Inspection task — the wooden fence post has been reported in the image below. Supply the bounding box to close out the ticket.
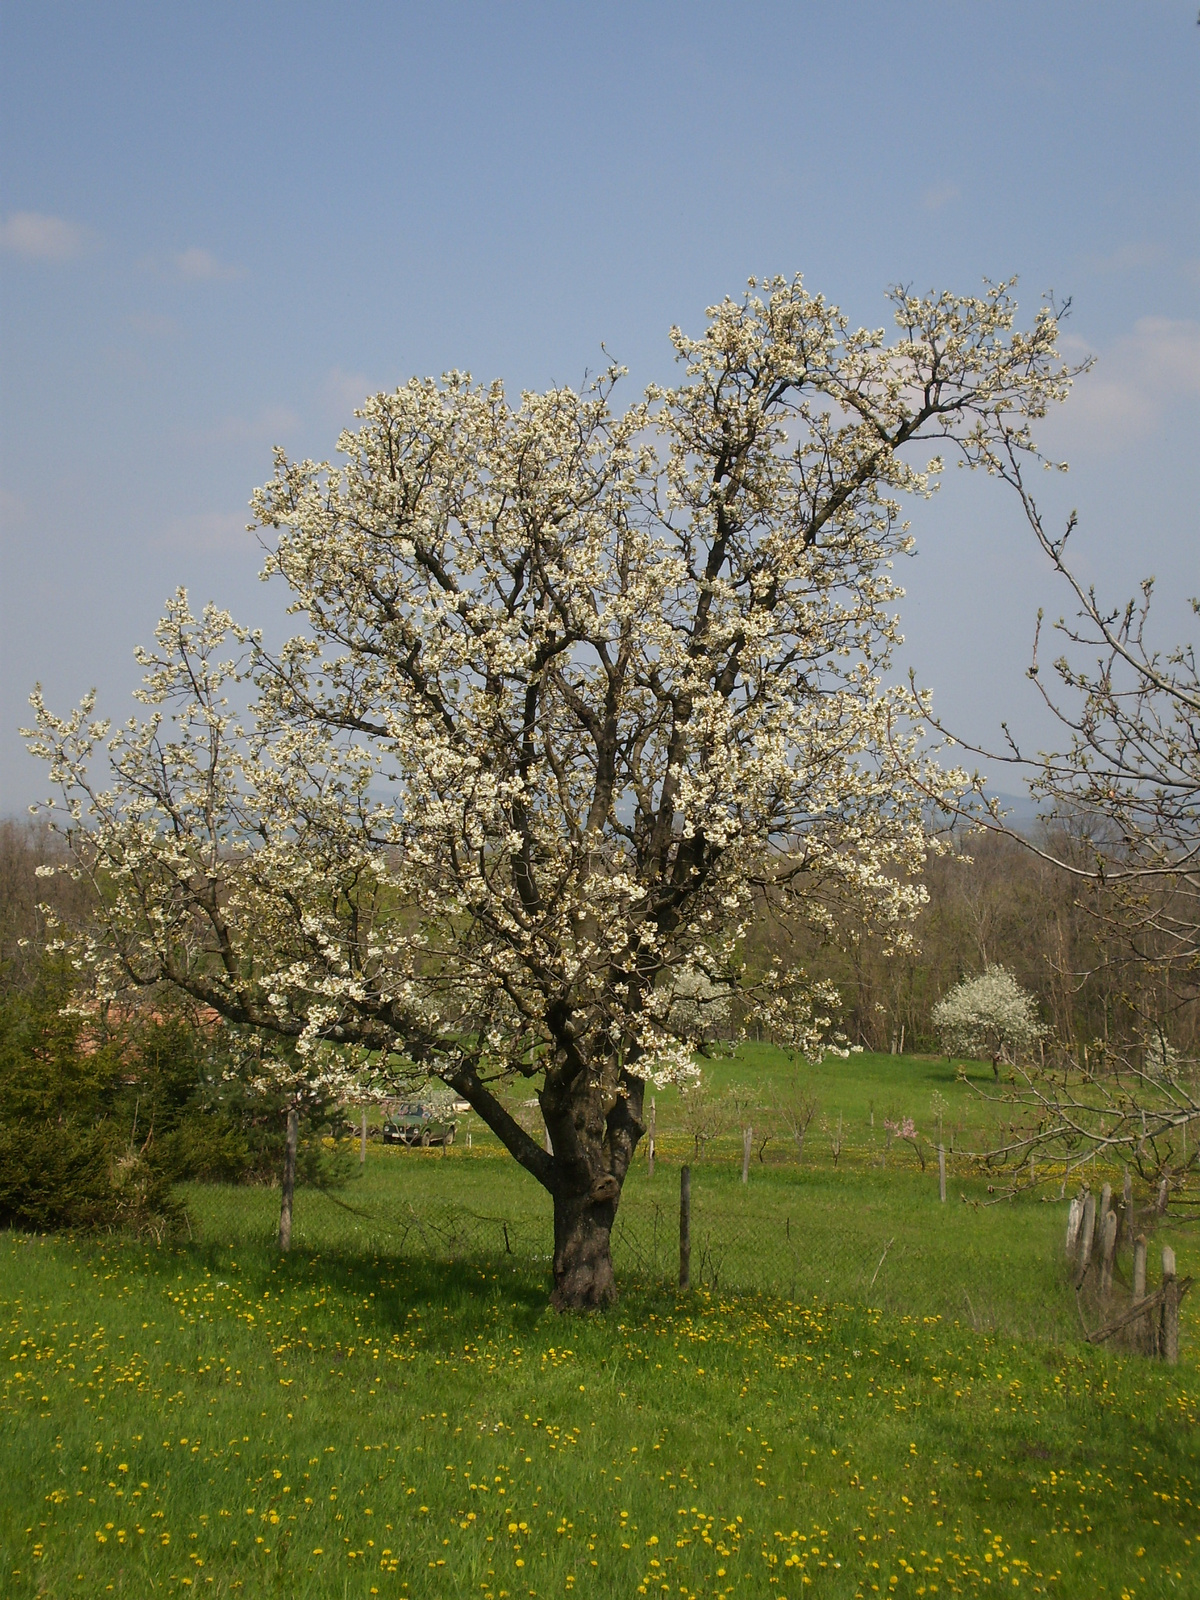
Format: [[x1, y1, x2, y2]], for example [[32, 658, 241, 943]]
[[1161, 1246, 1179, 1365], [1075, 1190, 1096, 1283], [1133, 1234, 1147, 1301], [741, 1127, 752, 1184], [1121, 1166, 1133, 1244], [648, 1096, 656, 1178], [1098, 1182, 1112, 1235], [938, 1144, 947, 1204], [278, 1104, 299, 1253], [679, 1166, 691, 1291], [1133, 1233, 1149, 1351], [1066, 1195, 1084, 1256], [1099, 1210, 1117, 1297]]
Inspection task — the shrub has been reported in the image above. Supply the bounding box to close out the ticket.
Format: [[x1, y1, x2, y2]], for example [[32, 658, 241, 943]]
[[0, 962, 351, 1235]]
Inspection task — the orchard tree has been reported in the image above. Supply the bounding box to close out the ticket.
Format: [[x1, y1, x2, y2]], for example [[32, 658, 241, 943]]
[[932, 966, 1044, 1077], [925, 446, 1200, 1199], [939, 437, 1200, 1003], [28, 274, 1076, 1306]]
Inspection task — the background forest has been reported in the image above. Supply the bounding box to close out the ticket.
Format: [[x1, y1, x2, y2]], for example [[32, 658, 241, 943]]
[[6, 811, 1197, 1061]]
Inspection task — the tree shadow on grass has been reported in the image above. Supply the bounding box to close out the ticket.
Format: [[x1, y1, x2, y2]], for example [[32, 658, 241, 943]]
[[127, 1235, 553, 1332]]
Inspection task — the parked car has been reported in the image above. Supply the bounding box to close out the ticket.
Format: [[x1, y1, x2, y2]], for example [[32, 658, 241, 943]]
[[381, 1103, 457, 1147]]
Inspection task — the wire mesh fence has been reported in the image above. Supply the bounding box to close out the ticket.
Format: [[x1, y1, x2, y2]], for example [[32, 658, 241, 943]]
[[175, 1141, 1100, 1345]]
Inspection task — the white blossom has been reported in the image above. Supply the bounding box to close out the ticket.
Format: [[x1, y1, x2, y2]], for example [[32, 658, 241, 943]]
[[25, 274, 1077, 1303], [932, 966, 1045, 1073]]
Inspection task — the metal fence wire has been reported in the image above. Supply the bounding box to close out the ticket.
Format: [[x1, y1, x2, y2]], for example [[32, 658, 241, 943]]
[[175, 1150, 1104, 1346]]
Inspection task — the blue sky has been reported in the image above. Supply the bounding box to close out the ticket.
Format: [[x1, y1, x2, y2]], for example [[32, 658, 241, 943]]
[[2, 0, 1197, 811]]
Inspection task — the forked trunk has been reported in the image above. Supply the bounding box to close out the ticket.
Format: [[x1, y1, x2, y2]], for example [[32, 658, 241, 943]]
[[448, 1053, 643, 1310], [551, 1180, 620, 1310]]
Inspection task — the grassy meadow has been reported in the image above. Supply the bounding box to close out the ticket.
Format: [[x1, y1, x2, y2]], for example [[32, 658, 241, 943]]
[[2, 1049, 1198, 1599]]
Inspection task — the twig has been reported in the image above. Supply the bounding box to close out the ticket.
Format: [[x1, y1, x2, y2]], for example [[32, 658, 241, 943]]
[[868, 1237, 896, 1291]]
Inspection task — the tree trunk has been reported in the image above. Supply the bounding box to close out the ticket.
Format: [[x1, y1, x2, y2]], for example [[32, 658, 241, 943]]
[[278, 1104, 299, 1252], [550, 1184, 619, 1310], [446, 1050, 644, 1310]]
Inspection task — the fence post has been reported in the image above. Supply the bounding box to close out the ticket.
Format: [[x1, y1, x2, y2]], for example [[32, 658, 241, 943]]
[[1161, 1246, 1179, 1365], [360, 1107, 368, 1166], [278, 1104, 299, 1252], [1066, 1195, 1084, 1256], [938, 1144, 947, 1204], [1075, 1190, 1096, 1283], [1098, 1181, 1112, 1232], [679, 1166, 691, 1291], [1099, 1210, 1117, 1297], [1156, 1177, 1170, 1216], [648, 1096, 656, 1178], [1133, 1233, 1147, 1300], [741, 1127, 752, 1184], [1121, 1166, 1133, 1244]]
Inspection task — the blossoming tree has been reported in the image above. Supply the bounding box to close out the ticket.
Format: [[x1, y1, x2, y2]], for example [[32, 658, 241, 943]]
[[932, 966, 1045, 1078], [28, 275, 1075, 1305]]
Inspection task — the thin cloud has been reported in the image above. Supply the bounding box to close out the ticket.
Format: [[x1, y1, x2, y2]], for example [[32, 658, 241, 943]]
[[0, 211, 86, 260], [127, 311, 181, 338], [323, 367, 375, 427], [154, 511, 259, 553], [1052, 318, 1200, 448], [172, 247, 244, 282], [206, 405, 301, 445], [1085, 241, 1164, 274], [922, 182, 960, 213]]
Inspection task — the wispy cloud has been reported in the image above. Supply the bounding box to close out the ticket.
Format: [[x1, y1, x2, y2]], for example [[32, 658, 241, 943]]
[[173, 406, 300, 453], [1053, 317, 1200, 446], [206, 405, 301, 446], [1084, 241, 1164, 275], [139, 247, 244, 283], [154, 511, 258, 553], [922, 182, 960, 213], [322, 367, 375, 427], [0, 211, 87, 260], [127, 310, 181, 339], [0, 486, 28, 526], [172, 246, 244, 282]]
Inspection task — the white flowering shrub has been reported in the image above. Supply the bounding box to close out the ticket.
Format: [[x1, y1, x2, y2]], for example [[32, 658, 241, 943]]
[[659, 965, 732, 1049], [27, 275, 1075, 1304], [1140, 1032, 1180, 1080], [932, 967, 1044, 1076]]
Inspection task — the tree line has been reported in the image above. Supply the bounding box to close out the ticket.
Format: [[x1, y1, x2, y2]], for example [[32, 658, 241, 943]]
[[748, 823, 1200, 1062]]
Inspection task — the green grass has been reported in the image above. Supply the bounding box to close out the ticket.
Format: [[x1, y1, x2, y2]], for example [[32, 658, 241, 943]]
[[180, 1048, 1174, 1346], [3, 1048, 1198, 1599], [177, 1149, 1085, 1344]]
